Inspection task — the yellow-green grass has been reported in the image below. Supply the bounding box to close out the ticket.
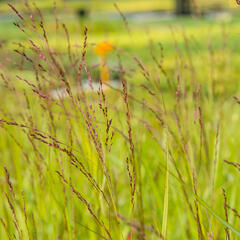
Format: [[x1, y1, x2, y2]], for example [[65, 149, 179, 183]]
[[0, 2, 240, 240], [0, 0, 239, 14], [0, 0, 172, 13]]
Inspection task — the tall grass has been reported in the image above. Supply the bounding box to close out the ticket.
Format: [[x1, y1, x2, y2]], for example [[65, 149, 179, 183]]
[[0, 2, 240, 239]]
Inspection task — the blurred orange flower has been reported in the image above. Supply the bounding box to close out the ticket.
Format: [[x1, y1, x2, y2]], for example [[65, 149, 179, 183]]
[[95, 41, 114, 57]]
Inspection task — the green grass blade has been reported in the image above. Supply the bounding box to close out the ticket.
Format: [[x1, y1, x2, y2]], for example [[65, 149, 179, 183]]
[[162, 131, 169, 238], [195, 195, 240, 236]]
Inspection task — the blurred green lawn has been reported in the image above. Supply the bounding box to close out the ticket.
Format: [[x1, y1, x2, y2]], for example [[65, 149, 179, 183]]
[[1, 3, 240, 90], [0, 0, 239, 13]]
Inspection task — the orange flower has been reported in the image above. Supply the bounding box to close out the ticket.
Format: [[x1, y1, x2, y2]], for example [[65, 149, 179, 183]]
[[95, 41, 114, 57]]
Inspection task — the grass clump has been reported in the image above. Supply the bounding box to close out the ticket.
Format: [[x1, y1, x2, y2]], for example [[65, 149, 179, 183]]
[[0, 2, 240, 240]]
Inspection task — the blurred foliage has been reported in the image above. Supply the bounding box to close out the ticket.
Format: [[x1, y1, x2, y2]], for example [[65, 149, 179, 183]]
[[0, 0, 239, 14]]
